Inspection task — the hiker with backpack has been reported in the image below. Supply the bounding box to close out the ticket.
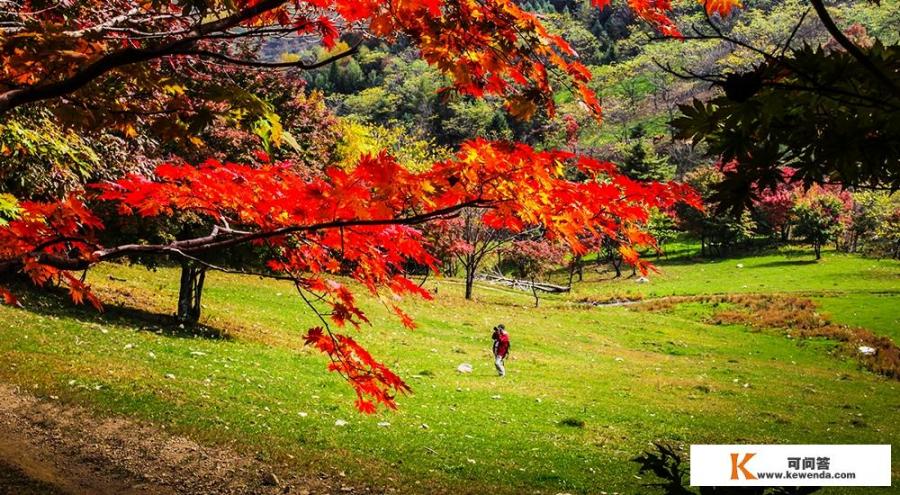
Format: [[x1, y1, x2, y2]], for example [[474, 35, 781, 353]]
[[492, 324, 511, 377]]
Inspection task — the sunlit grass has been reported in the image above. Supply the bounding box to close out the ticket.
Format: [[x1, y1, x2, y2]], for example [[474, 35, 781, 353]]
[[0, 247, 897, 494]]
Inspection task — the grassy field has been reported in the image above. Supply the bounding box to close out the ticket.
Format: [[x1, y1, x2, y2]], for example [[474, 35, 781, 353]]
[[0, 247, 897, 494]]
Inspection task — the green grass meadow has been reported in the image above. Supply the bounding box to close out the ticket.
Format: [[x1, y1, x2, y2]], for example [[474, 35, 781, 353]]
[[0, 247, 897, 494]]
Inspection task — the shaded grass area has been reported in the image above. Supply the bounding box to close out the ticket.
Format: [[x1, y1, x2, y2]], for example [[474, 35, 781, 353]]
[[566, 247, 900, 300], [0, 248, 898, 494]]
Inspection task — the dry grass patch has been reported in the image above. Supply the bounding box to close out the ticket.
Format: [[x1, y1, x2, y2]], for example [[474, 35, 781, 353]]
[[638, 294, 900, 380], [577, 292, 644, 305]]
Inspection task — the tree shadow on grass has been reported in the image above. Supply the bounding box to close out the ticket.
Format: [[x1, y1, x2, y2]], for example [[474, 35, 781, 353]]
[[5, 280, 232, 341], [750, 259, 818, 269], [633, 442, 822, 495]]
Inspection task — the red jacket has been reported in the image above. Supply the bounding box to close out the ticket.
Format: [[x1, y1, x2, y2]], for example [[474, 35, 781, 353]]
[[493, 332, 510, 358]]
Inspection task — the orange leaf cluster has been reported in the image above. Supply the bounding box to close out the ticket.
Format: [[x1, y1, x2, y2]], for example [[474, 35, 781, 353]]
[[1, 141, 699, 412], [0, 196, 104, 309]]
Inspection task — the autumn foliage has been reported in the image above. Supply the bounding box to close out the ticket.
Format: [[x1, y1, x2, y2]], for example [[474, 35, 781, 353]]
[[0, 0, 743, 131], [0, 0, 742, 412], [0, 140, 699, 411]]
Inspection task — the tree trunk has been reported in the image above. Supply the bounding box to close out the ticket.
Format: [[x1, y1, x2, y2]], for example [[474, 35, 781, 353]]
[[464, 263, 475, 300], [567, 256, 582, 288], [814, 243, 822, 260], [531, 277, 539, 308], [176, 261, 206, 324]]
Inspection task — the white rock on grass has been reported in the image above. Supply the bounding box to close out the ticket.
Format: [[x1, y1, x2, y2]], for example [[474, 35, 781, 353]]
[[377, 421, 391, 427], [635, 276, 650, 283], [334, 419, 348, 427], [456, 363, 473, 373], [858, 345, 876, 356]]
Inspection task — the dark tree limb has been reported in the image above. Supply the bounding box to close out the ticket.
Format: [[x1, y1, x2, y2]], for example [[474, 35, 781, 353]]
[[808, 0, 900, 97], [0, 0, 292, 115], [0, 200, 490, 274], [181, 42, 361, 71]]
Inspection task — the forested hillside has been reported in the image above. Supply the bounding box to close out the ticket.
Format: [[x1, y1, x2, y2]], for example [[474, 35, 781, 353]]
[[273, 0, 899, 177]]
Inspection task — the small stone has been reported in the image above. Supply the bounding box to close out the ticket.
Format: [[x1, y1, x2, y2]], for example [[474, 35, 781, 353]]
[[858, 345, 876, 356], [614, 357, 624, 362], [377, 421, 391, 427], [164, 373, 176, 380], [491, 395, 501, 400], [736, 263, 744, 268], [298, 412, 308, 417], [420, 423, 429, 429], [456, 363, 473, 373], [261, 472, 280, 486], [334, 419, 348, 427]]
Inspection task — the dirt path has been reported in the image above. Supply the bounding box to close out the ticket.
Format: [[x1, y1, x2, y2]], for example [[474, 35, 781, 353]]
[[0, 384, 337, 494]]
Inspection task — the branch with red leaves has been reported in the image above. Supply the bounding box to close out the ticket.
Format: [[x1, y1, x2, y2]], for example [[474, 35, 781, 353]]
[[0, 140, 699, 412], [0, 0, 745, 129]]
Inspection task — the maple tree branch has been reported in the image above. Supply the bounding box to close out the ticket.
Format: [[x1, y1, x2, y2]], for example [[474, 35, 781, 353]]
[[0, 200, 492, 274], [650, 9, 900, 109], [181, 42, 360, 70], [807, 0, 900, 98], [0, 0, 291, 115], [161, 249, 297, 282]]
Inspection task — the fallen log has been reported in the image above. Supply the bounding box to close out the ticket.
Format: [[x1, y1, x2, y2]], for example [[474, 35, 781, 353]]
[[475, 272, 570, 293]]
